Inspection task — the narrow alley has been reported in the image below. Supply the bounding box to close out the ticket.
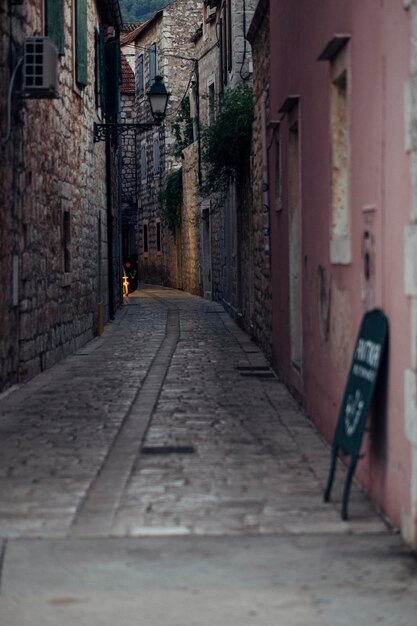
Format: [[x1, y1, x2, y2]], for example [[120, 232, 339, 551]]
[[0, 287, 415, 625]]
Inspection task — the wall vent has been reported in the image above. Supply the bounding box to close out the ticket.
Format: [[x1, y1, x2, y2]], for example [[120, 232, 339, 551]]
[[23, 37, 58, 98]]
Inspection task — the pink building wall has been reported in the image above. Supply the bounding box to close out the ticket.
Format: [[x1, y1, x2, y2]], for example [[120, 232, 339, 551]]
[[268, 1, 412, 530]]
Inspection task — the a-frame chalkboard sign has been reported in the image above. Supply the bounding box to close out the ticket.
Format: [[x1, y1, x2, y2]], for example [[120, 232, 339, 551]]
[[324, 308, 388, 520]]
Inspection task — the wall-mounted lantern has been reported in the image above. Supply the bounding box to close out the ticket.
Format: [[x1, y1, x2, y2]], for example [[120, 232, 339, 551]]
[[93, 75, 171, 143], [147, 75, 171, 122]]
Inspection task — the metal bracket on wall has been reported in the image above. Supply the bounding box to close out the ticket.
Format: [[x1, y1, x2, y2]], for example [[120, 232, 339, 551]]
[[93, 122, 159, 143]]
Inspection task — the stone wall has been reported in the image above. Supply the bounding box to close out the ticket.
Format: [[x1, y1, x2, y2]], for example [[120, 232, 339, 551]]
[[134, 0, 201, 288], [0, 0, 115, 390], [248, 0, 272, 358], [134, 16, 174, 286], [193, 0, 255, 323], [120, 90, 138, 258], [0, 0, 21, 390], [181, 143, 202, 295]]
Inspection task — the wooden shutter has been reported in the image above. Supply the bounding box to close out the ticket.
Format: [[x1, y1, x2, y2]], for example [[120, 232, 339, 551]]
[[105, 39, 120, 122], [75, 0, 88, 87], [149, 43, 157, 83], [45, 0, 64, 56], [221, 11, 227, 85], [227, 0, 232, 72], [153, 136, 160, 174], [138, 54, 144, 97]]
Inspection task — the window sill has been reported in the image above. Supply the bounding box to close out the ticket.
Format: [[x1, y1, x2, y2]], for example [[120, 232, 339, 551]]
[[330, 238, 351, 265]]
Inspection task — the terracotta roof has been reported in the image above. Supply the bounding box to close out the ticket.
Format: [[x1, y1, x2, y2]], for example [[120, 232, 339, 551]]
[[121, 52, 135, 94], [122, 22, 142, 33], [120, 10, 164, 45]]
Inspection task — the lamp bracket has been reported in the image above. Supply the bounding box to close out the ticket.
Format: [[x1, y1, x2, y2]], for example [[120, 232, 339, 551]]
[[93, 122, 160, 143]]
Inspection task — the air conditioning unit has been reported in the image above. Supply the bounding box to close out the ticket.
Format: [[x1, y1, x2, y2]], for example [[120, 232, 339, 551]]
[[23, 37, 58, 98]]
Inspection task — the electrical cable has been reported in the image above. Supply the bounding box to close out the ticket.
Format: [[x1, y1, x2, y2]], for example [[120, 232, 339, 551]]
[[165, 61, 197, 119], [239, 0, 251, 81]]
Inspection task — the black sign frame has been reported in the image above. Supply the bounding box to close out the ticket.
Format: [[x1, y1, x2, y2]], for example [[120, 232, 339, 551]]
[[324, 308, 388, 520]]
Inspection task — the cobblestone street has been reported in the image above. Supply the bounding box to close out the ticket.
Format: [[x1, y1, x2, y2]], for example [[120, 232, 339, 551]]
[[0, 287, 416, 625]]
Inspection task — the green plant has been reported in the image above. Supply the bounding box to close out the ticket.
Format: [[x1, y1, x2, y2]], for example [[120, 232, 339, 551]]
[[172, 97, 194, 157], [201, 83, 253, 193], [161, 167, 183, 232]]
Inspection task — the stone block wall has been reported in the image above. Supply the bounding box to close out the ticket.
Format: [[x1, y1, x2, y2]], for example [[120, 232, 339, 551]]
[[0, 0, 114, 390], [181, 143, 202, 295], [0, 0, 21, 390], [134, 0, 201, 288], [194, 0, 255, 322], [120, 91, 138, 257], [248, 0, 272, 358]]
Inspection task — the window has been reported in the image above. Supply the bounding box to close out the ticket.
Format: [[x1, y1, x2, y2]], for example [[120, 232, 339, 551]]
[[330, 44, 350, 263], [44, 0, 64, 56], [141, 141, 147, 181], [143, 223, 149, 255], [149, 42, 157, 84], [105, 37, 120, 121], [226, 0, 232, 73], [275, 123, 282, 212], [97, 26, 106, 111], [74, 0, 88, 87], [220, 16, 227, 87], [156, 220, 162, 253], [137, 54, 144, 97], [63, 210, 71, 273], [287, 105, 303, 378], [208, 81, 215, 125], [318, 35, 351, 264], [153, 134, 160, 175], [190, 87, 198, 141]]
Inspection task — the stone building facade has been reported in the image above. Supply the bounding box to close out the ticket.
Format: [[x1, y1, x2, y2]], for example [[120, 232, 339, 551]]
[[120, 49, 138, 265], [266, 0, 417, 547], [0, 0, 122, 391], [247, 0, 271, 359], [120, 0, 201, 288], [188, 0, 256, 325], [180, 142, 201, 295]]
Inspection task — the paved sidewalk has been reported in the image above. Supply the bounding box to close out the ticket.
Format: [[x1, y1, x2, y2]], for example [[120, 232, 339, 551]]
[[0, 286, 416, 625]]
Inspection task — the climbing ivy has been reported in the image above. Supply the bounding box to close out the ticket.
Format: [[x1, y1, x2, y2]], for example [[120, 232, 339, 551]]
[[161, 167, 183, 233], [201, 83, 253, 193], [172, 98, 194, 158]]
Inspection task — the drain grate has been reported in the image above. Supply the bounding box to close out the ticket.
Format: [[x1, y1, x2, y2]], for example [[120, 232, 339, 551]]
[[236, 365, 276, 379], [141, 445, 195, 455]]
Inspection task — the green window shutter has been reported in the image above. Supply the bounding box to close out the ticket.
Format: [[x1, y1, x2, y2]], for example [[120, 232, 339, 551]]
[[75, 0, 88, 87], [138, 54, 144, 97], [105, 39, 120, 122], [45, 0, 64, 56], [149, 43, 157, 83]]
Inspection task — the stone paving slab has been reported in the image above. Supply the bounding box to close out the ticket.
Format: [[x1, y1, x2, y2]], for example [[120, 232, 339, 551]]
[[0, 286, 389, 538], [0, 286, 415, 625]]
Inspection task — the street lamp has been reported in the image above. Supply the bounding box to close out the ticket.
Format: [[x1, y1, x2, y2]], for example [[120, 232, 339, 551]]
[[93, 76, 171, 142], [148, 75, 171, 122]]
